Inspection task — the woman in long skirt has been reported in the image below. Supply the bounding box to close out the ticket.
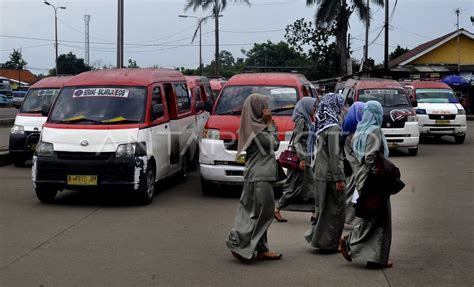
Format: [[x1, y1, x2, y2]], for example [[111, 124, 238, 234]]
[[226, 93, 282, 262], [274, 97, 318, 222], [342, 102, 366, 233], [340, 100, 393, 269], [304, 93, 346, 252]]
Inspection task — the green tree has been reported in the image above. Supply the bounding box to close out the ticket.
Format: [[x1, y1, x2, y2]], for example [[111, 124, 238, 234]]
[[306, 0, 384, 76], [389, 45, 410, 61], [2, 49, 27, 69], [127, 59, 139, 68], [49, 52, 91, 75]]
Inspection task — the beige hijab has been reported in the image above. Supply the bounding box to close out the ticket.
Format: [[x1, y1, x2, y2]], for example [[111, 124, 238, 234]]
[[237, 93, 270, 155]]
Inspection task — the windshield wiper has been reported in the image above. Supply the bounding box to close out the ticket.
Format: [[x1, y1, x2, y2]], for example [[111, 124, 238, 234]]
[[218, 108, 243, 115], [102, 119, 139, 124], [385, 103, 409, 107], [56, 118, 103, 124], [272, 105, 295, 114]]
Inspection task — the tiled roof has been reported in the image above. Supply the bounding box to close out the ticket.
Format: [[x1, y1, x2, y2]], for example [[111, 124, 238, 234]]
[[0, 68, 38, 85]]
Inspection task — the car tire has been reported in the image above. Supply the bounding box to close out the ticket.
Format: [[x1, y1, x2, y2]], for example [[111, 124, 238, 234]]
[[454, 134, 465, 144], [200, 177, 216, 196], [137, 164, 155, 205], [408, 147, 418, 156], [35, 185, 57, 203], [13, 156, 26, 167]]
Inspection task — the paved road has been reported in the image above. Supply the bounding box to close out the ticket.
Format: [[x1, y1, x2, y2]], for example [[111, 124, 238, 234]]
[[0, 107, 18, 120], [0, 127, 11, 151], [0, 129, 473, 286]]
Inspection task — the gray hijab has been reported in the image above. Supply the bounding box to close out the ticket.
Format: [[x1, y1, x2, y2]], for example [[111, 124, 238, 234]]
[[237, 93, 269, 155]]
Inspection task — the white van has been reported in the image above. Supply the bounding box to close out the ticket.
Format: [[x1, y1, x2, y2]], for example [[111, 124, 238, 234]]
[[9, 76, 73, 166], [32, 69, 209, 204], [404, 81, 467, 144]]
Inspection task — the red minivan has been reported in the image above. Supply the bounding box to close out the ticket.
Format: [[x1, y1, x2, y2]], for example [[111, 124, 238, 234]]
[[199, 72, 318, 194]]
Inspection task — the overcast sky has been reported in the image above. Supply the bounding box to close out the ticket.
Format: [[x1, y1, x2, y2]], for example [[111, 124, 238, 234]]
[[1, 0, 473, 75]]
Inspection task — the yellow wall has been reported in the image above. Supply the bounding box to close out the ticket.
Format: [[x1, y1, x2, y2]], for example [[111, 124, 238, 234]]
[[411, 34, 474, 65]]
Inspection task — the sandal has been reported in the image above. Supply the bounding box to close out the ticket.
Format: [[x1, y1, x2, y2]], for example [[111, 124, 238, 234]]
[[274, 212, 287, 223], [339, 236, 352, 262], [231, 251, 253, 264], [256, 252, 283, 260]]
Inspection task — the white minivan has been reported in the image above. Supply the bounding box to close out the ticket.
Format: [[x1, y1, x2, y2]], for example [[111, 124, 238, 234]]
[[33, 68, 209, 204], [404, 81, 467, 144], [10, 76, 73, 166]]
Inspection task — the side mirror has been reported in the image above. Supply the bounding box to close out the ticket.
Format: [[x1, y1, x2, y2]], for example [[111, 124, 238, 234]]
[[411, 100, 418, 108], [346, 97, 354, 106], [41, 104, 50, 117], [196, 101, 206, 112], [205, 101, 213, 113], [152, 104, 164, 120], [14, 101, 21, 109]]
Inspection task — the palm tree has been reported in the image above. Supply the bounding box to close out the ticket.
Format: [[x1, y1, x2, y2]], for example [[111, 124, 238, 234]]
[[306, 0, 384, 76], [185, 0, 250, 76]]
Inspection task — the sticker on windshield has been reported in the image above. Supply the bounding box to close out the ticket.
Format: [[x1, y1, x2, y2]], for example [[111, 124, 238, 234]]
[[389, 109, 411, 121], [38, 89, 60, 96], [73, 88, 129, 98], [416, 89, 453, 94], [271, 88, 296, 95], [364, 89, 399, 95]]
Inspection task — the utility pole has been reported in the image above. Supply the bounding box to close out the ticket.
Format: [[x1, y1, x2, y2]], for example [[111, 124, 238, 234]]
[[364, 0, 370, 69], [214, 0, 220, 77], [84, 14, 91, 66], [455, 8, 461, 73], [117, 0, 124, 68], [384, 0, 389, 72]]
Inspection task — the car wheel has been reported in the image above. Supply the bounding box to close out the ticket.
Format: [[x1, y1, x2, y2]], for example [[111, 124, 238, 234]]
[[454, 134, 465, 144], [35, 185, 57, 203], [137, 164, 155, 205], [12, 156, 26, 167], [408, 147, 418, 156], [200, 177, 216, 196]]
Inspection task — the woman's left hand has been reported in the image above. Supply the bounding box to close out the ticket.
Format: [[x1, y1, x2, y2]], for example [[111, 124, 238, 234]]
[[336, 180, 345, 193]]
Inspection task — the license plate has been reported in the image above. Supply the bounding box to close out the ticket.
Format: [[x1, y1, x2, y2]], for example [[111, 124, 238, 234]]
[[435, 120, 450, 125], [67, 175, 98, 186], [389, 143, 398, 148], [236, 154, 246, 164]]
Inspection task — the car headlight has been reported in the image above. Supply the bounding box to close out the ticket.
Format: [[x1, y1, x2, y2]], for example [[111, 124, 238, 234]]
[[415, 109, 427, 115], [115, 143, 146, 158], [203, 129, 220, 140], [36, 141, 54, 156], [11, 125, 24, 135], [458, 108, 466, 115], [407, 115, 417, 122]]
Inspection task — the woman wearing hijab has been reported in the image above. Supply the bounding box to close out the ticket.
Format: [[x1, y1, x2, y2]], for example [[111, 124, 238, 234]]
[[304, 93, 346, 252], [339, 100, 393, 269], [342, 102, 366, 232], [226, 93, 283, 262], [274, 97, 318, 222]]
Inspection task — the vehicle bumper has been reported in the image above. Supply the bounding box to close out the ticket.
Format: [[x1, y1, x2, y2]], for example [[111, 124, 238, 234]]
[[32, 153, 148, 191], [9, 131, 41, 157], [383, 122, 420, 148], [199, 138, 289, 184], [418, 115, 467, 136]]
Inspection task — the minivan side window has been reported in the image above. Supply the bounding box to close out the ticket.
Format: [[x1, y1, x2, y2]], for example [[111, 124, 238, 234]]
[[151, 86, 163, 121], [175, 83, 191, 113]]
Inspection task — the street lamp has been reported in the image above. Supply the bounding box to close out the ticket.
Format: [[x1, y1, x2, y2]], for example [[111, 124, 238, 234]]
[[178, 14, 213, 76], [44, 1, 66, 75]]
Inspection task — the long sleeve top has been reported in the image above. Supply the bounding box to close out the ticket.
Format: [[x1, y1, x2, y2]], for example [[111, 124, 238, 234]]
[[243, 123, 280, 182], [314, 125, 345, 182], [354, 127, 384, 191], [292, 118, 312, 166]]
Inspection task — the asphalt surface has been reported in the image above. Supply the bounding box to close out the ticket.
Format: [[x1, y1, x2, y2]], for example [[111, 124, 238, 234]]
[[0, 128, 473, 286], [0, 107, 18, 120]]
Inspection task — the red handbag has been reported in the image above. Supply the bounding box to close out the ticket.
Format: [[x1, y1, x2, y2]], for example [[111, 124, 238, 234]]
[[278, 133, 300, 170]]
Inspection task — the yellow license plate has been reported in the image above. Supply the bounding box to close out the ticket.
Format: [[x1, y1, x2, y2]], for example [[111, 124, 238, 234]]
[[435, 120, 450, 125], [236, 154, 246, 164], [389, 143, 397, 148], [67, 175, 98, 186]]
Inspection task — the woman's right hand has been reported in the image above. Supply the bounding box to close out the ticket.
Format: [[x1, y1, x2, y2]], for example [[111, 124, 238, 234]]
[[262, 109, 273, 125], [299, 160, 306, 170]]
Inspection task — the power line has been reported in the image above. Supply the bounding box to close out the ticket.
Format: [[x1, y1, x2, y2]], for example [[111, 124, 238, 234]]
[[0, 43, 52, 52]]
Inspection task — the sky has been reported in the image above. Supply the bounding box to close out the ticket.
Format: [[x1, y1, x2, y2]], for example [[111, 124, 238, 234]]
[[0, 0, 473, 75]]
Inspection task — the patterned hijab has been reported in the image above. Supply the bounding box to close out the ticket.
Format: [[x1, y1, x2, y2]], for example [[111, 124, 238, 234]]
[[237, 93, 269, 155], [352, 100, 389, 161], [316, 93, 344, 136]]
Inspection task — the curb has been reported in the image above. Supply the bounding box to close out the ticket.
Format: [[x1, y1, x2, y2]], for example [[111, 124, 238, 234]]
[[0, 118, 14, 127], [0, 151, 10, 167]]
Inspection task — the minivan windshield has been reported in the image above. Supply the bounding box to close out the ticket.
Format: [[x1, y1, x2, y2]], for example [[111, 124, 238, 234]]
[[21, 88, 60, 113], [48, 86, 147, 124], [358, 89, 409, 107], [415, 88, 457, 103], [214, 86, 298, 115]]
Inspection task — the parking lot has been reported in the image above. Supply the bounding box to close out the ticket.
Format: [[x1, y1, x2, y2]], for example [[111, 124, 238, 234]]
[[0, 122, 472, 286]]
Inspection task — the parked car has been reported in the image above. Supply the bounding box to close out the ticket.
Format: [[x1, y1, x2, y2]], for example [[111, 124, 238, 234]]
[[0, 94, 13, 106], [199, 72, 317, 194], [340, 78, 420, 156], [209, 78, 227, 96], [12, 90, 27, 106], [33, 68, 205, 204], [403, 80, 467, 144], [9, 76, 74, 166], [0, 77, 13, 98]]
